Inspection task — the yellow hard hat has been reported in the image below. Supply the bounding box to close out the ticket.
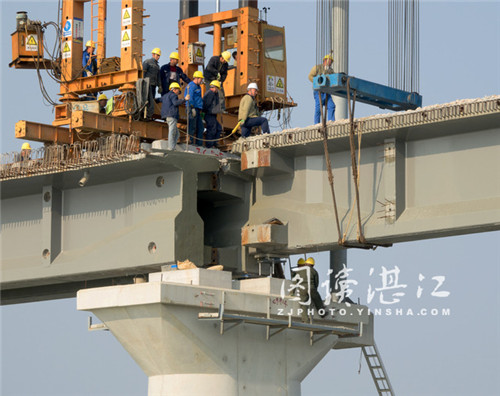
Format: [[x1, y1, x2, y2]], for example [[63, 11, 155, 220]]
[[221, 51, 231, 62], [297, 258, 306, 265], [169, 82, 181, 90], [152, 48, 162, 56], [97, 94, 108, 101], [193, 70, 204, 79], [324, 54, 333, 61], [305, 257, 316, 266], [169, 52, 180, 60], [85, 40, 95, 48], [21, 142, 31, 150], [209, 80, 221, 89]]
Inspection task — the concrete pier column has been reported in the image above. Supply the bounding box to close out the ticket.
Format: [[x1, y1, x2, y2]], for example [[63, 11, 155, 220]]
[[76, 270, 373, 396], [329, 248, 347, 302]]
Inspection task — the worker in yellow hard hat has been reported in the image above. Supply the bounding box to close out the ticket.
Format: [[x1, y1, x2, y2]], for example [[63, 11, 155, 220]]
[[97, 94, 108, 114], [161, 82, 189, 150], [185, 71, 205, 146], [308, 53, 336, 124], [20, 142, 32, 161], [202, 81, 223, 148], [292, 257, 327, 322], [82, 40, 97, 77], [204, 50, 232, 111], [142, 48, 162, 120], [160, 51, 191, 95]]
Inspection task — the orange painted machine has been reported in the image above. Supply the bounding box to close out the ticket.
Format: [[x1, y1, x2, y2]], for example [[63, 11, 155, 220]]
[[10, 0, 296, 147]]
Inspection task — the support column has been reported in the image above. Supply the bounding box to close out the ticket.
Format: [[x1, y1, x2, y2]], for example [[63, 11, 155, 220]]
[[96, 0, 107, 70], [329, 248, 347, 302], [332, 0, 349, 120], [120, 0, 143, 92]]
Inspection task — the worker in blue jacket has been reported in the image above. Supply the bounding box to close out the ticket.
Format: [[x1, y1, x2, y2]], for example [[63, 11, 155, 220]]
[[161, 82, 190, 150], [160, 52, 191, 93], [185, 71, 204, 146], [203, 80, 222, 148], [82, 40, 97, 77]]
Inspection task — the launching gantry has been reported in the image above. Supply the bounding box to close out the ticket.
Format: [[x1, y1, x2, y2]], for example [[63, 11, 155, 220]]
[[10, 0, 296, 149]]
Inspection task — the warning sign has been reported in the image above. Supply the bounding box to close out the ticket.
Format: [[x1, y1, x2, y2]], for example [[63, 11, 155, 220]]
[[122, 8, 132, 26], [194, 46, 204, 64], [62, 41, 72, 59], [266, 75, 276, 93], [26, 34, 38, 52], [276, 77, 285, 94], [121, 29, 131, 48], [196, 48, 203, 58], [63, 20, 72, 37]]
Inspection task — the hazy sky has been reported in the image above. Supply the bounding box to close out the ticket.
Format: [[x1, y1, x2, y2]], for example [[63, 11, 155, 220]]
[[1, 0, 499, 395]]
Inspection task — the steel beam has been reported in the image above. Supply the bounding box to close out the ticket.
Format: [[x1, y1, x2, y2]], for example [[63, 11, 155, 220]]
[[15, 120, 76, 144], [71, 110, 169, 140], [58, 68, 141, 95]]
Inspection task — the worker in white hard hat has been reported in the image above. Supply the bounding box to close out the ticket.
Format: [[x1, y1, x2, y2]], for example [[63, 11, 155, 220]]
[[185, 71, 205, 146], [161, 82, 190, 150], [292, 257, 327, 322], [97, 94, 108, 114], [142, 48, 162, 120], [237, 83, 270, 138], [202, 80, 223, 148], [205, 51, 231, 111], [82, 40, 97, 77], [160, 52, 191, 95], [308, 54, 336, 124]]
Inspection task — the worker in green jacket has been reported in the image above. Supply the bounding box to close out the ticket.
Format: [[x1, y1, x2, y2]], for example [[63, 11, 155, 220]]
[[237, 83, 270, 137], [292, 257, 327, 322]]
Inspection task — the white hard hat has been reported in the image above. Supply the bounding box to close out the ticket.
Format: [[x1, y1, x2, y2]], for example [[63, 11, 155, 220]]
[[247, 82, 259, 90]]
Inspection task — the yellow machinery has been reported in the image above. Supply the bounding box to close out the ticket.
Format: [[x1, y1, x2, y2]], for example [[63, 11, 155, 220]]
[[10, 0, 296, 148]]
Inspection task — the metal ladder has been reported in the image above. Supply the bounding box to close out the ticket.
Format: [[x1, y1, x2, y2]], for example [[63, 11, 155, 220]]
[[362, 342, 395, 395]]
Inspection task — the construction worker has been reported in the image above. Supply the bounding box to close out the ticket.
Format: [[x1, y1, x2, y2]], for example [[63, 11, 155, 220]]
[[185, 71, 204, 146], [160, 52, 191, 94], [293, 257, 327, 323], [82, 41, 97, 77], [238, 83, 270, 138], [161, 82, 190, 151], [308, 54, 336, 124], [20, 142, 32, 161], [97, 94, 108, 114], [143, 48, 162, 120], [205, 51, 231, 110], [202, 80, 222, 149]]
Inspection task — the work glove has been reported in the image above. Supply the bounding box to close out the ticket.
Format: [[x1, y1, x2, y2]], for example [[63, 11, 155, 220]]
[[217, 73, 221, 80], [191, 108, 196, 118], [185, 94, 190, 101]]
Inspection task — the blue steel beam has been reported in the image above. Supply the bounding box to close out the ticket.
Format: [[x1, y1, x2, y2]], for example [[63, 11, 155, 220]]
[[313, 73, 423, 111]]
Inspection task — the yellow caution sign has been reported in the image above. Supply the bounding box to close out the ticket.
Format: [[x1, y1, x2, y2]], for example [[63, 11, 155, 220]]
[[122, 31, 130, 42], [276, 78, 284, 88], [62, 41, 72, 59], [123, 9, 130, 20], [121, 29, 131, 48], [276, 77, 285, 94], [196, 48, 203, 58], [26, 34, 38, 51]]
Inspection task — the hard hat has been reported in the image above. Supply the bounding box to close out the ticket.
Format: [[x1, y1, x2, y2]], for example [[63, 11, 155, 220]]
[[151, 48, 162, 56], [247, 82, 259, 91], [21, 142, 31, 150], [169, 82, 181, 90], [209, 80, 221, 89], [324, 54, 334, 61], [221, 51, 231, 62], [297, 258, 306, 265], [305, 257, 316, 266], [169, 52, 180, 60], [193, 70, 204, 79], [97, 94, 108, 101], [85, 40, 95, 48]]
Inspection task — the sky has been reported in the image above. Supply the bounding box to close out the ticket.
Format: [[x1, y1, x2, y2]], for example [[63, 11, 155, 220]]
[[1, 0, 499, 395]]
